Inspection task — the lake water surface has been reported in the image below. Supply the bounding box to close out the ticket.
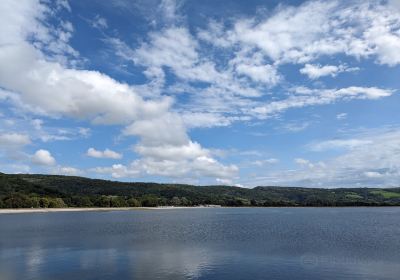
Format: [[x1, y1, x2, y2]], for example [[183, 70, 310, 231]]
[[0, 207, 399, 280]]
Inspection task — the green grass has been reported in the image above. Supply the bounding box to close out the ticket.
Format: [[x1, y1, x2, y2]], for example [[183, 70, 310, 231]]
[[345, 192, 363, 200], [370, 190, 400, 199]]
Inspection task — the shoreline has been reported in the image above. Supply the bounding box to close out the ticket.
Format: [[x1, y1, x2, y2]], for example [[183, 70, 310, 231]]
[[1, 205, 399, 214], [0, 206, 222, 214]]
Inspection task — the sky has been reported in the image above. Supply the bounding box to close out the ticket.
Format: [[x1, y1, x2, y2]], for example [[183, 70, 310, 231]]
[[0, 0, 399, 188]]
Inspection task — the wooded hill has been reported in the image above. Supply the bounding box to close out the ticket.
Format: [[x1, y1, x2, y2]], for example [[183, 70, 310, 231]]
[[1, 172, 400, 208]]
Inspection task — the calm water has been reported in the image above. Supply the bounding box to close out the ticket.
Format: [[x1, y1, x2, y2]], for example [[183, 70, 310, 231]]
[[0, 207, 399, 280]]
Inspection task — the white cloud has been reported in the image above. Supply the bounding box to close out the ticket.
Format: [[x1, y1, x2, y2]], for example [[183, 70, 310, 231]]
[[309, 139, 373, 152], [32, 149, 56, 166], [0, 0, 236, 181], [121, 113, 238, 179], [248, 128, 400, 187], [300, 64, 359, 79], [251, 86, 393, 118], [197, 20, 233, 48], [231, 49, 281, 85], [78, 127, 91, 138], [158, 0, 183, 24], [90, 15, 108, 29], [92, 112, 238, 180], [216, 178, 233, 185], [335, 87, 392, 99], [364, 171, 384, 178], [236, 63, 280, 85], [389, 0, 400, 10], [87, 148, 122, 159], [104, 0, 397, 132], [0, 0, 171, 124], [230, 1, 400, 65], [294, 158, 314, 168], [91, 164, 140, 179], [252, 158, 279, 166], [336, 113, 347, 120], [181, 112, 232, 128], [281, 121, 311, 133], [0, 133, 31, 147], [55, 0, 71, 12], [0, 133, 31, 163], [134, 141, 204, 161], [232, 1, 338, 63], [1, 0, 398, 184], [0, 163, 31, 174], [53, 166, 83, 176]]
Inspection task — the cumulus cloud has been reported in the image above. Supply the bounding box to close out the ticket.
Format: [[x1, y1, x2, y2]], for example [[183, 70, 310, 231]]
[[0, 0, 172, 124], [0, 0, 236, 181], [87, 148, 122, 159], [32, 149, 56, 166], [1, 0, 398, 184], [119, 113, 238, 179]]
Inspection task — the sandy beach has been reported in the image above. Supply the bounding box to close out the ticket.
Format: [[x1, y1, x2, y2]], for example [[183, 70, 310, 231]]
[[0, 206, 221, 214], [0, 207, 148, 214]]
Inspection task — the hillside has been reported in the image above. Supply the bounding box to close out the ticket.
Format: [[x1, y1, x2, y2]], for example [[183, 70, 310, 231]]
[[1, 172, 400, 208]]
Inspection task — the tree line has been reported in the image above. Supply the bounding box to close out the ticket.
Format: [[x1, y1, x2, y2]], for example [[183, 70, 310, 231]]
[[1, 173, 400, 208]]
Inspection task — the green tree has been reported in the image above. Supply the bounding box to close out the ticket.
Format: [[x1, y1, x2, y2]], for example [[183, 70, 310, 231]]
[[48, 198, 67, 208], [3, 193, 33, 208], [110, 196, 128, 207], [181, 197, 190, 206], [141, 195, 159, 207], [250, 199, 258, 206], [29, 197, 41, 208], [94, 196, 111, 207], [171, 196, 182, 206], [127, 198, 141, 207], [72, 196, 93, 207], [39, 197, 50, 208]]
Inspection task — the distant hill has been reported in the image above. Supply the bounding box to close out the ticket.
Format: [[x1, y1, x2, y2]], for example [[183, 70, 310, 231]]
[[1, 172, 400, 208]]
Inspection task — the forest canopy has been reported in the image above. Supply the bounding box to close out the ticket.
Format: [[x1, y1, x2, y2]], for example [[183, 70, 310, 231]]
[[1, 172, 399, 208]]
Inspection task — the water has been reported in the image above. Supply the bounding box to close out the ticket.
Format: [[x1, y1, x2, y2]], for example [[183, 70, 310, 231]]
[[0, 207, 399, 280]]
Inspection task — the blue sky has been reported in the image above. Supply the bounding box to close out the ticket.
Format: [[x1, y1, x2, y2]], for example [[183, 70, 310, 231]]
[[0, 0, 399, 187]]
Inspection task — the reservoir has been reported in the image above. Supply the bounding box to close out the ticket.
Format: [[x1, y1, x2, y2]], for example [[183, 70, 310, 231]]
[[0, 207, 399, 280]]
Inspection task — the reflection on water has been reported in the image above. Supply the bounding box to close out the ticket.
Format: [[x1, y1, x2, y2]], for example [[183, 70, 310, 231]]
[[1, 208, 400, 280]]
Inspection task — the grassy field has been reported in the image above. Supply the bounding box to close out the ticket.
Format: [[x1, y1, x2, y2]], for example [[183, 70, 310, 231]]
[[371, 190, 400, 199]]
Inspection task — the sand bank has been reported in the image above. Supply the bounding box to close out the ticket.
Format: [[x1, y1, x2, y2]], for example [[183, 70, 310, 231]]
[[0, 206, 220, 214]]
